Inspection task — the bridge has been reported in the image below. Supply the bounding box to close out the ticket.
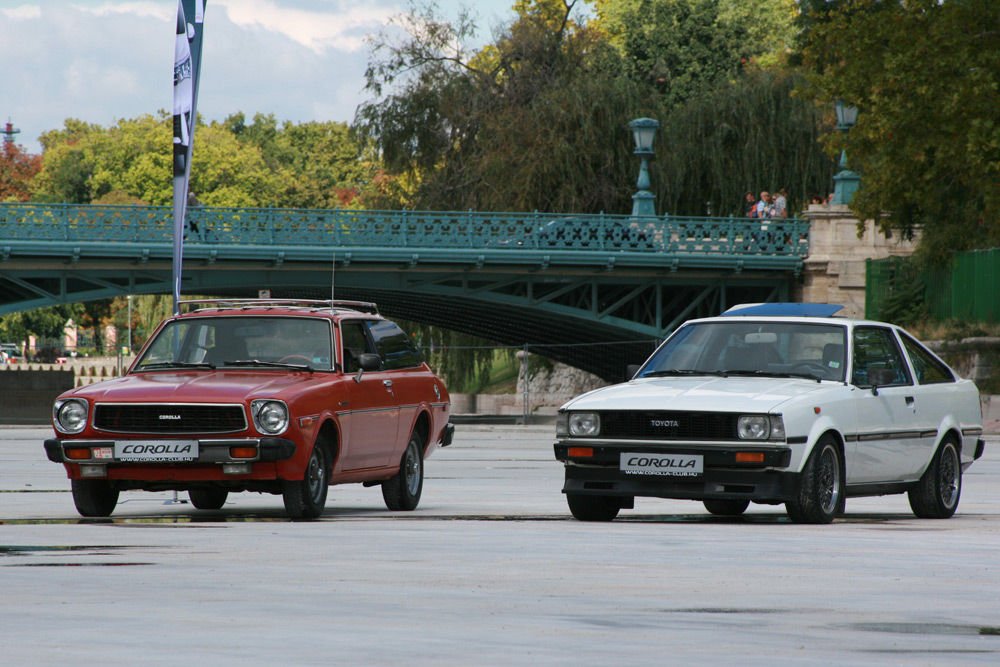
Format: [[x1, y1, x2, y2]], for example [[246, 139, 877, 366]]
[[0, 203, 809, 380]]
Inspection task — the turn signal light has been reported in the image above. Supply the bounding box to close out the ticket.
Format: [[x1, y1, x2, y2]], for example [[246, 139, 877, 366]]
[[567, 447, 594, 458], [229, 446, 257, 459], [735, 452, 765, 463], [65, 447, 92, 460]]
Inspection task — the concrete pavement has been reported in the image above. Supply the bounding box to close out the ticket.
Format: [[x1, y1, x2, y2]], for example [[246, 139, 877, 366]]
[[2, 425, 1000, 665]]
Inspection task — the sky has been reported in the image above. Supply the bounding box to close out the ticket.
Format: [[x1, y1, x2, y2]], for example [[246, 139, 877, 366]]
[[0, 0, 539, 154]]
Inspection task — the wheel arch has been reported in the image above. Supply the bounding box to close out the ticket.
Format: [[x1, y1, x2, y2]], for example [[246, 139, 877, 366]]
[[315, 419, 341, 473], [412, 410, 431, 454]]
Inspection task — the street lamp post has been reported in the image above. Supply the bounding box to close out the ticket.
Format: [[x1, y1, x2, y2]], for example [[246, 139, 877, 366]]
[[126, 295, 132, 355], [832, 100, 860, 205], [629, 117, 659, 217]]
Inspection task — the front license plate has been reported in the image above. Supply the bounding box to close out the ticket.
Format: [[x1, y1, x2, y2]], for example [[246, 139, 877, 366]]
[[115, 440, 199, 462], [620, 452, 703, 477]]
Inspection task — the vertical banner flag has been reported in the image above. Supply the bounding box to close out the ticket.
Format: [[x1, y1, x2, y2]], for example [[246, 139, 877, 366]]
[[172, 0, 206, 314]]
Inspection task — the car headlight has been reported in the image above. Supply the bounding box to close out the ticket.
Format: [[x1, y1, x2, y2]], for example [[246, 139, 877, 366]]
[[251, 400, 289, 435], [54, 398, 89, 434], [737, 414, 784, 440], [568, 412, 600, 437]]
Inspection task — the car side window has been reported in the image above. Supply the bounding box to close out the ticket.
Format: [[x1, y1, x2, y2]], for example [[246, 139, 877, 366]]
[[851, 326, 912, 387], [340, 320, 376, 373], [900, 332, 955, 384], [366, 320, 423, 370]]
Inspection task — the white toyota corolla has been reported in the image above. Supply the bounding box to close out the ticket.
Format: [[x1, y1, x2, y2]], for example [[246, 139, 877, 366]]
[[554, 303, 985, 524]]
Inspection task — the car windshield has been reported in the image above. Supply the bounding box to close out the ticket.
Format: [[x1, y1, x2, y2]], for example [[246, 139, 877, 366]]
[[135, 316, 334, 371], [638, 320, 848, 381]]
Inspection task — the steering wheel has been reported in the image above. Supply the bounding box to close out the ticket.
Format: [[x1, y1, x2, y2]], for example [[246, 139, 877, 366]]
[[278, 354, 312, 366], [792, 361, 829, 378]]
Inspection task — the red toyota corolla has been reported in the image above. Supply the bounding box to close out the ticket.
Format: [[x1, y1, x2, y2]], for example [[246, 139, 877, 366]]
[[44, 299, 454, 518]]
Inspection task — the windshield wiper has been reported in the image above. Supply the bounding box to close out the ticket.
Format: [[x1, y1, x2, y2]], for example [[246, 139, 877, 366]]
[[642, 369, 724, 377], [138, 361, 215, 370], [222, 359, 313, 371]]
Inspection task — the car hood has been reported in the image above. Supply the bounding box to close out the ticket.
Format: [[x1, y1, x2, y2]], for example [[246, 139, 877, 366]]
[[65, 371, 319, 404], [563, 376, 835, 413]]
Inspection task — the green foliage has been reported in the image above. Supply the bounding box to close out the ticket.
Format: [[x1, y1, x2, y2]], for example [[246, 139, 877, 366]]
[[357, 0, 833, 215], [0, 304, 81, 349], [800, 0, 1000, 266], [656, 69, 835, 216]]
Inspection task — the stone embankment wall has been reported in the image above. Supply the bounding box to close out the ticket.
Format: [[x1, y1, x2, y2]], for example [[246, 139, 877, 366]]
[[451, 360, 605, 416], [0, 369, 75, 424]]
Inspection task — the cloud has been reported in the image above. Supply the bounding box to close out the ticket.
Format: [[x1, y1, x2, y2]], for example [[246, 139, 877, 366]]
[[215, 0, 397, 54], [73, 2, 174, 22], [1, 4, 42, 20]]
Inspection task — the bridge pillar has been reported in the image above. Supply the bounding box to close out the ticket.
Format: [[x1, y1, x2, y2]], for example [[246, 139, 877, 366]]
[[798, 204, 917, 318]]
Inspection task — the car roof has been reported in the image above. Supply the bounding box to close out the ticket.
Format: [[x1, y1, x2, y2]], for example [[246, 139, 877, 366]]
[[175, 299, 381, 321], [689, 303, 898, 328]]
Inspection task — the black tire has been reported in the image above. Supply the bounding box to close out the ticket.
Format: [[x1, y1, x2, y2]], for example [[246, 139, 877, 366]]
[[71, 479, 119, 517], [188, 487, 229, 510], [703, 498, 750, 516], [908, 438, 962, 519], [382, 432, 424, 511], [786, 437, 843, 524], [566, 493, 620, 522], [282, 444, 329, 519]]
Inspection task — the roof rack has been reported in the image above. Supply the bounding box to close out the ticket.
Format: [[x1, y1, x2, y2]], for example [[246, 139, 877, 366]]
[[178, 299, 380, 315], [721, 303, 844, 318]]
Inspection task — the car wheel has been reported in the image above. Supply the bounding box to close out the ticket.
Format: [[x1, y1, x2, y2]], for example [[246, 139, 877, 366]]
[[71, 479, 119, 517], [566, 493, 620, 522], [908, 438, 962, 519], [282, 444, 329, 519], [786, 436, 842, 524], [703, 499, 750, 516], [188, 487, 229, 510], [382, 432, 424, 511]]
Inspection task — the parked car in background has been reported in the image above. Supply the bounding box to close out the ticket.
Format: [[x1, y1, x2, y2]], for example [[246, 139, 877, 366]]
[[554, 303, 984, 524], [1, 342, 20, 363], [44, 299, 454, 519]]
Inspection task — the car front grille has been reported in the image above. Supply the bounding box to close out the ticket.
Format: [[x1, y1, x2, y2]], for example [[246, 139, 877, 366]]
[[93, 403, 247, 434], [599, 411, 739, 441]]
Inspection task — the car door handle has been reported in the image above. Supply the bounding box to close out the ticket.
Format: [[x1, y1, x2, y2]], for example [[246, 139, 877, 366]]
[[905, 396, 915, 406], [383, 380, 394, 390]]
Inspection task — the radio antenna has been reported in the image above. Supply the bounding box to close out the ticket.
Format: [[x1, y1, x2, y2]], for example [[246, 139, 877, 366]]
[[331, 251, 336, 311]]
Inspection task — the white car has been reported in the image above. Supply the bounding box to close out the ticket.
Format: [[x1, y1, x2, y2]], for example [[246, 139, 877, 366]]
[[554, 303, 985, 524]]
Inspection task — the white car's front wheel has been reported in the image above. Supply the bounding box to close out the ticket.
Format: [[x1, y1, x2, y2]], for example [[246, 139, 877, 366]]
[[786, 437, 843, 524]]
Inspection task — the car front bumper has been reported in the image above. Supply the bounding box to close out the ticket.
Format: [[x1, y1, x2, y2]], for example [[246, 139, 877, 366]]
[[44, 437, 296, 465], [554, 441, 798, 503]]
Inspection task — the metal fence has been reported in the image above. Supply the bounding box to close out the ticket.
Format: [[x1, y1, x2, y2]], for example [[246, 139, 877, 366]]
[[867, 248, 1000, 323]]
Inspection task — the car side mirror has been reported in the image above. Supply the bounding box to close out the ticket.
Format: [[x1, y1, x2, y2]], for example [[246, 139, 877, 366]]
[[626, 364, 642, 380], [353, 353, 382, 382], [868, 367, 896, 395]]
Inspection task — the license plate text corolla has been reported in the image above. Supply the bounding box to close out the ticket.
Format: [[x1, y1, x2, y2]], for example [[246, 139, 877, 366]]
[[115, 440, 199, 462], [620, 452, 703, 477]]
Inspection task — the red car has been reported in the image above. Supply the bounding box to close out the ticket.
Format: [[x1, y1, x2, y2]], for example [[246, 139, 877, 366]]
[[44, 299, 454, 518]]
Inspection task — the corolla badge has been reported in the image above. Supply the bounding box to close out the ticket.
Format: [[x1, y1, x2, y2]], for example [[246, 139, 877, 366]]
[[158, 414, 182, 420]]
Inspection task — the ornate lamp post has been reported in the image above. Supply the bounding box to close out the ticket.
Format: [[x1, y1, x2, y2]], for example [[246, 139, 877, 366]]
[[629, 117, 659, 217], [832, 100, 860, 205]]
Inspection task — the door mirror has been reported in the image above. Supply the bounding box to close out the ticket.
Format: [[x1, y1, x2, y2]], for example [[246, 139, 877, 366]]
[[358, 353, 382, 372], [868, 367, 896, 394]]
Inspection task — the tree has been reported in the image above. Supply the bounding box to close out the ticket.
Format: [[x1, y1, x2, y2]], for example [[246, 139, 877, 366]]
[[800, 0, 1000, 265], [0, 141, 42, 202]]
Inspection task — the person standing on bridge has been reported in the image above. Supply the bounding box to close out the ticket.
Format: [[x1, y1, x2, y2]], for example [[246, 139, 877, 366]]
[[756, 191, 773, 219], [773, 188, 788, 218], [744, 191, 757, 218]]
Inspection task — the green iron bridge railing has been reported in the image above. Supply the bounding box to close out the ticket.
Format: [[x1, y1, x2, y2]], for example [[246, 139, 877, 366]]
[[0, 203, 810, 380], [0, 203, 808, 270]]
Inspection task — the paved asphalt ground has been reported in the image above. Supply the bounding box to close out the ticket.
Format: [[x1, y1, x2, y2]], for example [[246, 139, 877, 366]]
[[2, 424, 999, 666]]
